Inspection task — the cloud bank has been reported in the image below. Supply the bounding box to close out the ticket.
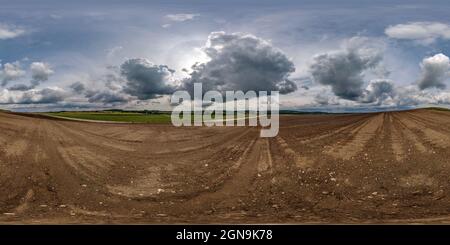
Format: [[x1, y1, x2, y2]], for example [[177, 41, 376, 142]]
[[0, 88, 66, 105]]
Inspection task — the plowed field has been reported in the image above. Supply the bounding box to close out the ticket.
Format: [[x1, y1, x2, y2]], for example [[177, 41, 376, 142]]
[[0, 109, 449, 223]]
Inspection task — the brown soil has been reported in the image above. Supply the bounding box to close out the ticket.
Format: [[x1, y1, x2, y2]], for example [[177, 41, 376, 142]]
[[0, 109, 450, 224]]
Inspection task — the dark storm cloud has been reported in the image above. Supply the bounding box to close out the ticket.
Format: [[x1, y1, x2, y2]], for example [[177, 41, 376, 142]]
[[8, 83, 34, 91], [69, 81, 86, 93], [309, 37, 383, 101], [120, 58, 177, 100], [182, 32, 297, 95], [276, 79, 297, 94], [313, 79, 395, 106], [417, 53, 449, 90]]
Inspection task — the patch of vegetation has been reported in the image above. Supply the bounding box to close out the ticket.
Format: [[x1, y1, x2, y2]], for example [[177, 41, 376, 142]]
[[44, 111, 172, 123], [426, 107, 450, 112], [279, 110, 330, 114]]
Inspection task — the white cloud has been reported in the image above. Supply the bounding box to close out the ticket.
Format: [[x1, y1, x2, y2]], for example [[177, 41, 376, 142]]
[[395, 85, 450, 106], [0, 61, 54, 90], [106, 46, 123, 59], [1, 62, 25, 86], [0, 23, 26, 40], [165, 13, 200, 22], [417, 53, 450, 90], [30, 62, 54, 83], [385, 22, 450, 44]]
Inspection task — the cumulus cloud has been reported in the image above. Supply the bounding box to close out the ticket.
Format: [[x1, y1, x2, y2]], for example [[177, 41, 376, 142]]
[[385, 22, 450, 44], [68, 71, 131, 105], [23, 88, 65, 104], [360, 79, 395, 104], [165, 13, 200, 22], [309, 37, 383, 101], [183, 31, 297, 95], [0, 23, 26, 40], [417, 53, 450, 90], [30, 62, 54, 85], [65, 32, 298, 108], [1, 61, 54, 90], [1, 62, 25, 86], [314, 91, 340, 106], [120, 58, 177, 100]]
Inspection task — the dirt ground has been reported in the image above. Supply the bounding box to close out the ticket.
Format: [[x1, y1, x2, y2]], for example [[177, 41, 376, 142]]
[[0, 109, 450, 224]]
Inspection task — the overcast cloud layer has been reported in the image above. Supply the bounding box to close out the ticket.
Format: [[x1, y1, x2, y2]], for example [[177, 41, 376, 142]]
[[1, 0, 450, 112]]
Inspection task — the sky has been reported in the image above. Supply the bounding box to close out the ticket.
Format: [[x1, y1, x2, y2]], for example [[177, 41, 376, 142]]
[[1, 0, 450, 112]]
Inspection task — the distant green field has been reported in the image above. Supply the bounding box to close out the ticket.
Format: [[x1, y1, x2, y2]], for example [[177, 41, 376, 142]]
[[43, 111, 255, 124], [44, 111, 172, 123], [40, 108, 450, 124]]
